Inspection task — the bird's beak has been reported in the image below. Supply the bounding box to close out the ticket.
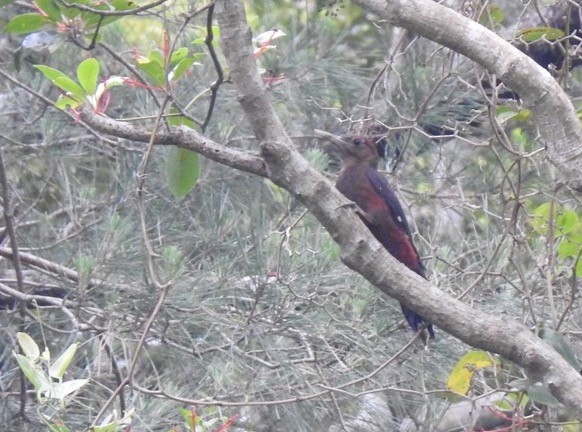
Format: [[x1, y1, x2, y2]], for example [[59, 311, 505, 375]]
[[314, 129, 350, 153]]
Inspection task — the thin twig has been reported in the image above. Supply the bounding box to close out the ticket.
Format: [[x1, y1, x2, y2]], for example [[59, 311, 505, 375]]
[[98, 42, 163, 110], [201, 3, 224, 132], [91, 97, 174, 427], [55, 0, 170, 16], [131, 332, 422, 407], [0, 146, 29, 419]]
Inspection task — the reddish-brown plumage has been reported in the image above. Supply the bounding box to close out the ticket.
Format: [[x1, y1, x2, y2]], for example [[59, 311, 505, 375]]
[[317, 130, 434, 338]]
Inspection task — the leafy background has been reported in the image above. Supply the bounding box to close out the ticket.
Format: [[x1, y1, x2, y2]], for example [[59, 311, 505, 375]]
[[1, 0, 582, 430]]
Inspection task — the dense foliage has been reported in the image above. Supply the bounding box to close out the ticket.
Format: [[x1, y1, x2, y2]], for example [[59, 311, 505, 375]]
[[1, 0, 582, 430]]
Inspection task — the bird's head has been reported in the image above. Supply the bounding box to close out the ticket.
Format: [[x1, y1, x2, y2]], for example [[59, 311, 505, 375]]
[[315, 130, 379, 165]]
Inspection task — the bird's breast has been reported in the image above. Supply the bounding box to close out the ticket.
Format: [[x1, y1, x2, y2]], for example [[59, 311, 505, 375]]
[[337, 172, 385, 213], [337, 177, 422, 274]]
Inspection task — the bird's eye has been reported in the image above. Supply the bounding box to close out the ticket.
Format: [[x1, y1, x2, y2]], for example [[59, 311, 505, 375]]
[[353, 138, 363, 146]]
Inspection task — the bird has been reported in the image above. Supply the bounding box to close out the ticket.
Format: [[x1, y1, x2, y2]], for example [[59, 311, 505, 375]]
[[316, 129, 435, 339]]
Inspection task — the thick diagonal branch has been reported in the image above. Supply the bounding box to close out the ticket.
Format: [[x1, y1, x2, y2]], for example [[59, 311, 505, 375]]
[[78, 109, 268, 178], [214, 0, 582, 416]]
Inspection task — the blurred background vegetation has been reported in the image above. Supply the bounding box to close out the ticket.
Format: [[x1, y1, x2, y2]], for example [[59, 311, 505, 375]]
[[1, 0, 582, 430]]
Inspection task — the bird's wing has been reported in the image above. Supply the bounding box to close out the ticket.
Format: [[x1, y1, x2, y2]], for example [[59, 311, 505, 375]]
[[365, 168, 413, 237]]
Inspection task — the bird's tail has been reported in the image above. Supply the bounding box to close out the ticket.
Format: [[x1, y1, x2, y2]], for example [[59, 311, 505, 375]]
[[401, 303, 435, 339]]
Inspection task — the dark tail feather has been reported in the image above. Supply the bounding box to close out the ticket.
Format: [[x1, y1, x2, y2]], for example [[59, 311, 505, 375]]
[[401, 303, 435, 339]]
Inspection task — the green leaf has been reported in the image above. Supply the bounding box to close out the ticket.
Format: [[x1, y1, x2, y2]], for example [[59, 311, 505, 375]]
[[170, 47, 189, 67], [109, 0, 135, 11], [54, 76, 86, 100], [48, 422, 70, 432], [35, 0, 62, 22], [527, 382, 560, 407], [557, 210, 579, 235], [35, 65, 86, 100], [16, 332, 40, 360], [209, 24, 220, 39], [13, 353, 51, 392], [517, 26, 565, 43], [513, 109, 532, 123], [179, 407, 197, 429], [93, 424, 120, 432], [191, 24, 220, 46], [530, 202, 554, 236], [83, 0, 134, 27], [148, 49, 165, 66], [49, 379, 88, 399], [265, 179, 288, 205], [496, 107, 518, 124], [34, 65, 67, 81], [479, 4, 504, 26], [557, 238, 582, 259], [190, 52, 205, 63], [55, 95, 79, 110], [77, 58, 100, 95], [488, 5, 504, 24], [510, 127, 532, 149], [495, 391, 529, 410], [447, 350, 498, 395], [497, 107, 532, 125], [533, 202, 553, 218], [135, 56, 166, 86], [564, 420, 581, 432], [49, 342, 79, 380], [166, 147, 200, 199], [169, 57, 197, 82], [539, 328, 581, 370], [58, 3, 81, 19], [167, 111, 196, 128], [6, 14, 46, 34]]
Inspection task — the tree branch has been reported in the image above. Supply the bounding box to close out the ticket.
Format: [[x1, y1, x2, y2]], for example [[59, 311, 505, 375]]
[[354, 0, 582, 190], [69, 0, 582, 417], [213, 0, 582, 416], [78, 109, 268, 178]]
